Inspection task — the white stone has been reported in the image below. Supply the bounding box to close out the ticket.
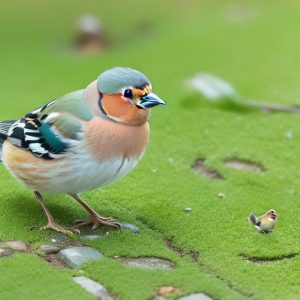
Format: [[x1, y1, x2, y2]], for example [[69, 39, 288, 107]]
[[188, 73, 237, 100], [178, 293, 214, 300]]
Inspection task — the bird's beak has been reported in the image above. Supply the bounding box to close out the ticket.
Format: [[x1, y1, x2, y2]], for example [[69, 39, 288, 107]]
[[137, 92, 166, 109]]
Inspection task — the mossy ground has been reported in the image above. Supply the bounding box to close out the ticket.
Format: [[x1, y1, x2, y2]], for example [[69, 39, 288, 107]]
[[0, 1, 300, 299]]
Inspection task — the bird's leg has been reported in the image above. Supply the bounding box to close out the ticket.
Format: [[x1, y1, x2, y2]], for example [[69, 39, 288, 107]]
[[69, 194, 122, 230], [30, 191, 80, 235]]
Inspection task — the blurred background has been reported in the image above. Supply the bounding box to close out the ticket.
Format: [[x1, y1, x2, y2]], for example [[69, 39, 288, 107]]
[[1, 0, 300, 118]]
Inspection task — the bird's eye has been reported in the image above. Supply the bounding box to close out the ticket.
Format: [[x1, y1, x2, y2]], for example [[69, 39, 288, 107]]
[[124, 89, 133, 99]]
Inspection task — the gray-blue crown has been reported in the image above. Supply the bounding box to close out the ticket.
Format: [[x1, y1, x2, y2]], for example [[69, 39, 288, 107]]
[[98, 67, 151, 94]]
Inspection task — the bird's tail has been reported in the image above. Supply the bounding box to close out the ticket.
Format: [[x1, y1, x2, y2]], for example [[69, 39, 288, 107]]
[[248, 213, 257, 225], [0, 120, 17, 161]]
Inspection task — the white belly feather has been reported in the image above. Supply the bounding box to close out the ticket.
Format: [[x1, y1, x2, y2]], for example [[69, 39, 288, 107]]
[[45, 153, 140, 194], [4, 145, 141, 194]]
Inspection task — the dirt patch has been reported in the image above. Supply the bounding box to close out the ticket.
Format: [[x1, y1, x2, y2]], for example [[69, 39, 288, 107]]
[[240, 253, 298, 264], [192, 159, 224, 180], [224, 159, 264, 172], [43, 253, 68, 269], [166, 238, 199, 263]]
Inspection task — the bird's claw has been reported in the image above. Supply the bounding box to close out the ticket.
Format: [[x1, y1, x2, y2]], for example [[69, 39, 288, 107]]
[[30, 222, 80, 236], [73, 214, 122, 230]]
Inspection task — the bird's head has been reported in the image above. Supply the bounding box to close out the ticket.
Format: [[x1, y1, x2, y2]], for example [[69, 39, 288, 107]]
[[266, 209, 277, 220], [85, 67, 166, 126]]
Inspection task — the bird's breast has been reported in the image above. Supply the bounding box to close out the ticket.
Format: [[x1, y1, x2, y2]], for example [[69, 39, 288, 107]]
[[84, 116, 150, 161]]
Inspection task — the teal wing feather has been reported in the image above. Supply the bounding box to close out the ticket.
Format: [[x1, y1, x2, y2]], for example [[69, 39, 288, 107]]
[[6, 89, 92, 159]]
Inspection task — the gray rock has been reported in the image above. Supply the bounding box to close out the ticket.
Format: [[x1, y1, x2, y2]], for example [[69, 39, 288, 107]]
[[58, 247, 103, 268], [122, 223, 140, 234], [178, 293, 214, 300], [39, 245, 60, 254], [73, 276, 114, 300], [5, 241, 28, 251], [120, 257, 175, 270], [80, 235, 102, 241], [0, 248, 12, 257]]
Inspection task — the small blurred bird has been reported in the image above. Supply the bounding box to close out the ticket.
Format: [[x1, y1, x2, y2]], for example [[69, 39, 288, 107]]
[[248, 209, 278, 233], [0, 67, 165, 235]]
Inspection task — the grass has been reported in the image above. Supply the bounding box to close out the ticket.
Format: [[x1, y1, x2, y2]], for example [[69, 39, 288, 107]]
[[0, 0, 300, 299]]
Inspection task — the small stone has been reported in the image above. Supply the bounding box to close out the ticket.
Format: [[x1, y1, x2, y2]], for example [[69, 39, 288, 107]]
[[6, 241, 28, 251], [184, 208, 192, 213], [122, 223, 140, 234], [178, 293, 214, 300], [73, 276, 114, 300], [188, 73, 237, 100], [158, 286, 179, 296], [0, 248, 12, 257], [80, 235, 102, 241], [58, 247, 103, 268], [152, 169, 159, 173], [286, 130, 293, 139], [120, 257, 175, 270], [218, 192, 225, 198], [168, 158, 174, 163], [39, 245, 60, 254]]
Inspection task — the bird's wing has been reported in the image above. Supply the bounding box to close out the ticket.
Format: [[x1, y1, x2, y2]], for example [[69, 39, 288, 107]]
[[7, 90, 93, 160], [248, 214, 260, 226]]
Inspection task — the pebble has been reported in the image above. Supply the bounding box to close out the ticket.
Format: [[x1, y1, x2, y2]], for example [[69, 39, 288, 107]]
[[122, 223, 140, 234], [184, 208, 192, 213], [0, 248, 12, 257], [73, 276, 114, 300], [80, 235, 102, 241], [286, 130, 293, 140], [178, 293, 214, 300], [119, 257, 175, 270], [218, 192, 225, 198], [58, 247, 103, 268], [39, 245, 61, 254], [157, 286, 179, 296], [6, 241, 28, 251]]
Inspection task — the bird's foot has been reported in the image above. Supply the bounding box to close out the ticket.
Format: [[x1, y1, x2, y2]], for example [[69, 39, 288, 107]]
[[73, 213, 122, 231], [30, 221, 80, 236]]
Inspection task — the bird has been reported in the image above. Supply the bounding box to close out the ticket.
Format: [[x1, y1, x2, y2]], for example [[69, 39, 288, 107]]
[[0, 67, 166, 235], [248, 209, 278, 233]]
